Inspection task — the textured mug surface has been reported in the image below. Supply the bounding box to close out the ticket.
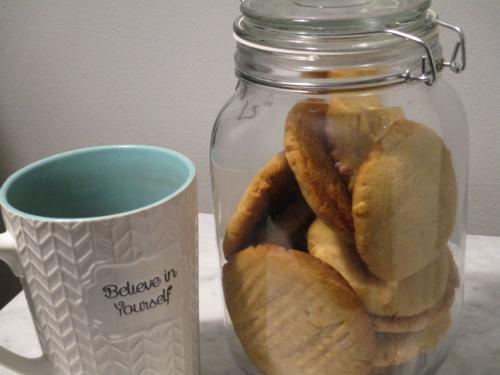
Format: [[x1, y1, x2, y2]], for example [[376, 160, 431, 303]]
[[0, 145, 199, 375]]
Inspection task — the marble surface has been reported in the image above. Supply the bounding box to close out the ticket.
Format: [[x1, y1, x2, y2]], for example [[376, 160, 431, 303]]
[[0, 213, 498, 375]]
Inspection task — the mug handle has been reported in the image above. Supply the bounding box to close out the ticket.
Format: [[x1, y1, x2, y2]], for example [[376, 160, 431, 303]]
[[0, 232, 51, 375]]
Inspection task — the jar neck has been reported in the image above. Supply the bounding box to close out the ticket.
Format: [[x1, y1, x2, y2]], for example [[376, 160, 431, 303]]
[[234, 9, 444, 91]]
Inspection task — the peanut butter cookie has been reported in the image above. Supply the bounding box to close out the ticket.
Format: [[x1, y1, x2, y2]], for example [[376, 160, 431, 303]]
[[352, 119, 457, 281], [308, 219, 450, 317], [255, 198, 314, 251], [325, 105, 404, 187], [329, 94, 383, 114], [223, 152, 312, 259], [284, 100, 353, 241], [223, 244, 376, 375], [371, 252, 459, 333], [374, 314, 451, 368]]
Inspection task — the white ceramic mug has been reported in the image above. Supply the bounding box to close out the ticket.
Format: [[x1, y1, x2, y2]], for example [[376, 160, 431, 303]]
[[0, 145, 199, 375]]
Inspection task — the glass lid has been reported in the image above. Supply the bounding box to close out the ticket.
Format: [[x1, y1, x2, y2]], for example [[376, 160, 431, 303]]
[[235, 0, 466, 89], [240, 0, 431, 27]]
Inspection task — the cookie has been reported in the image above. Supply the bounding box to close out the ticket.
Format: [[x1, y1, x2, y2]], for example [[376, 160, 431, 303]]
[[223, 152, 311, 259], [371, 252, 459, 333], [223, 244, 376, 375], [374, 314, 451, 368], [325, 106, 404, 187], [302, 68, 384, 80], [327, 68, 385, 80], [284, 100, 353, 241], [329, 95, 384, 113], [352, 119, 458, 281], [308, 219, 451, 317], [371, 278, 455, 333], [255, 198, 314, 251]]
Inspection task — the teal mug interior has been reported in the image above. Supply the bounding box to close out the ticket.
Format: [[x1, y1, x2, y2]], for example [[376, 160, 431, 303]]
[[0, 145, 195, 220]]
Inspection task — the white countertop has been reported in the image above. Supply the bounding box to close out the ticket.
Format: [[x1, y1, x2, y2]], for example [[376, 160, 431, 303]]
[[0, 214, 499, 375]]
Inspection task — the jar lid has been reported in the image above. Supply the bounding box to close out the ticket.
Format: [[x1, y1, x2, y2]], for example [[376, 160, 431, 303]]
[[237, 0, 435, 49], [234, 0, 466, 88], [241, 0, 430, 29]]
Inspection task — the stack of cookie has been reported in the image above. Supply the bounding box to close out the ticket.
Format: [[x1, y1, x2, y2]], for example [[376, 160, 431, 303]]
[[222, 96, 459, 375]]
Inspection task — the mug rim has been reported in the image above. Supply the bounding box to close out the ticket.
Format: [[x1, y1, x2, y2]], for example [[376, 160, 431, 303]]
[[0, 145, 196, 223]]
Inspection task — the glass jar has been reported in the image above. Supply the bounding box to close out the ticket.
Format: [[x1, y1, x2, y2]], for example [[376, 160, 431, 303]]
[[211, 1, 468, 374]]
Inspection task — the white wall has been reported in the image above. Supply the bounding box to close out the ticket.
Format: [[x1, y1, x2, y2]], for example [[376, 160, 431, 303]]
[[0, 1, 240, 217], [0, 1, 498, 235]]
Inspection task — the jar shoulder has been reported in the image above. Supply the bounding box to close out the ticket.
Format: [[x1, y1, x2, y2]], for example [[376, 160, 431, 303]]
[[212, 82, 469, 166]]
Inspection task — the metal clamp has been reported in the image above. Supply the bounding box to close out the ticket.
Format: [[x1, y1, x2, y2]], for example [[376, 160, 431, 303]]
[[383, 11, 466, 86], [234, 9, 466, 89], [327, 9, 466, 87], [384, 29, 438, 86], [433, 17, 467, 73], [326, 27, 438, 86]]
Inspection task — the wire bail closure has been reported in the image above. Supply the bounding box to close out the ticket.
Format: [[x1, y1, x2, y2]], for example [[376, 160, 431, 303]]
[[434, 18, 467, 74], [233, 9, 466, 89], [386, 10, 466, 86]]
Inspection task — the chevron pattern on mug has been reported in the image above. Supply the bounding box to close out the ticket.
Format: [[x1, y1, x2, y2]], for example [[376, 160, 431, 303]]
[[0, 145, 199, 375]]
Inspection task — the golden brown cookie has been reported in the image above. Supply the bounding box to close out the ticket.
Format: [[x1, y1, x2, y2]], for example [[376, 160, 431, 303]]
[[255, 198, 314, 251], [284, 100, 353, 241], [371, 251, 459, 333], [352, 119, 458, 281], [308, 219, 450, 317], [374, 314, 451, 368], [223, 152, 312, 259], [223, 244, 376, 375], [302, 68, 385, 80], [329, 94, 383, 113], [327, 68, 385, 79], [371, 278, 454, 334], [325, 106, 404, 187]]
